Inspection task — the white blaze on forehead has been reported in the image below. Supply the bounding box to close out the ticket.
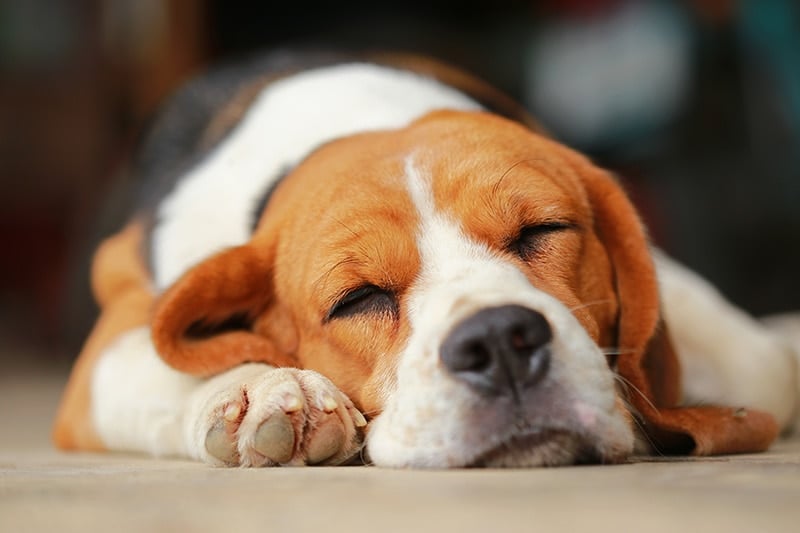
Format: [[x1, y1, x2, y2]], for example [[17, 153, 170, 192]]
[[404, 156, 478, 267], [404, 156, 516, 296], [403, 156, 537, 322], [365, 157, 633, 468], [152, 64, 481, 291]]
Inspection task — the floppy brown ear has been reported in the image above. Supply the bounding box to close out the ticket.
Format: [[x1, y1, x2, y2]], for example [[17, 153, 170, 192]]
[[575, 156, 661, 368], [574, 155, 778, 455], [151, 244, 296, 377]]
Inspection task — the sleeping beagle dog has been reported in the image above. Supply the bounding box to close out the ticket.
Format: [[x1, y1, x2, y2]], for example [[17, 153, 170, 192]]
[[53, 51, 799, 468]]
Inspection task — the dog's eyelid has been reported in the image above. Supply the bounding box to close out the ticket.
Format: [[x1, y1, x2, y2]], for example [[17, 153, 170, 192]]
[[509, 221, 577, 259], [325, 284, 398, 322], [338, 284, 381, 306], [522, 219, 578, 232], [514, 220, 576, 240]]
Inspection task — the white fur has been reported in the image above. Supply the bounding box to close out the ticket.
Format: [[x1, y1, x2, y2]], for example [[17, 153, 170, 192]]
[[654, 250, 799, 432], [366, 157, 634, 467], [152, 64, 481, 290], [91, 327, 200, 457], [91, 328, 362, 464]]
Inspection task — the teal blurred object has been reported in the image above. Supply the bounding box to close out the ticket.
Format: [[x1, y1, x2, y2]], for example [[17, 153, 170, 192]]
[[738, 0, 800, 159], [0, 0, 78, 70]]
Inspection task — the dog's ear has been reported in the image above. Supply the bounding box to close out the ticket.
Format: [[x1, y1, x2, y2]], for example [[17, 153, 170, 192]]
[[573, 157, 662, 368], [574, 154, 778, 454], [574, 158, 778, 455], [151, 244, 296, 377]]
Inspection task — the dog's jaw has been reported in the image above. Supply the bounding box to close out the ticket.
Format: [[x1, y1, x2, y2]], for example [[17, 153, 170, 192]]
[[364, 156, 634, 468]]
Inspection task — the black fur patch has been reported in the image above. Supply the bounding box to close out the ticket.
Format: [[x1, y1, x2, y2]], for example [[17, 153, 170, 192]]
[[135, 50, 360, 214], [137, 50, 360, 274], [251, 166, 293, 232]]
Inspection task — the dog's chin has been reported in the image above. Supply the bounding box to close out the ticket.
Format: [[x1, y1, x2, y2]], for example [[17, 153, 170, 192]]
[[465, 431, 609, 468]]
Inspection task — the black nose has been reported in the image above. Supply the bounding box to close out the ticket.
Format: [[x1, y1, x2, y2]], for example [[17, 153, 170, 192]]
[[440, 305, 552, 400]]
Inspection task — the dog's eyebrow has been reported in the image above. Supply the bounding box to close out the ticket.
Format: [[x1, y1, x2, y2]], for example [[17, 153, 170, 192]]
[[311, 218, 366, 295], [490, 158, 547, 197], [332, 216, 360, 239], [491, 156, 588, 219], [311, 255, 365, 300]]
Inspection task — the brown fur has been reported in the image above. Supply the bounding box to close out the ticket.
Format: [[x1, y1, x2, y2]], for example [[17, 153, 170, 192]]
[[145, 110, 777, 454], [55, 64, 778, 457], [53, 221, 153, 449]]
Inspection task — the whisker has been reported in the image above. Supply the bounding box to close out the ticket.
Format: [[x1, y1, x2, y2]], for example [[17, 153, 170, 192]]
[[626, 402, 663, 457], [358, 445, 373, 466], [614, 373, 657, 414], [612, 376, 665, 457]]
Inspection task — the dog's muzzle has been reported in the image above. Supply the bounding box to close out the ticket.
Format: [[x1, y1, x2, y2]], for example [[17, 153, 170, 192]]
[[439, 305, 552, 402]]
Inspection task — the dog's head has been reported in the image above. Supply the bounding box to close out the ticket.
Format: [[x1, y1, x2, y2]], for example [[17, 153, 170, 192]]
[[152, 110, 663, 467]]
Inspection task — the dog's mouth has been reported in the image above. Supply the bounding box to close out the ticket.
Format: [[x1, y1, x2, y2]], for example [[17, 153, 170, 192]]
[[466, 429, 602, 468]]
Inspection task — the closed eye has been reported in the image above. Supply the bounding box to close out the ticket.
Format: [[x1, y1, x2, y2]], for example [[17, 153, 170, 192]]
[[509, 222, 575, 260], [326, 284, 398, 321]]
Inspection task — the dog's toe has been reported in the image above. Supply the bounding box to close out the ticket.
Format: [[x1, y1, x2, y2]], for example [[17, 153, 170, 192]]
[[205, 421, 238, 464], [253, 411, 296, 464], [306, 415, 346, 464], [194, 367, 364, 467], [204, 401, 244, 464]]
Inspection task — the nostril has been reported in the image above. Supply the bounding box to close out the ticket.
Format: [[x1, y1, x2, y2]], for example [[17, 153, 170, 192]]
[[442, 340, 491, 373], [463, 342, 492, 372], [509, 327, 536, 353], [507, 313, 552, 356]]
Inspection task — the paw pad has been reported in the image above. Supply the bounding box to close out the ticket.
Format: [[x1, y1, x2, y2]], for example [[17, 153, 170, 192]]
[[253, 411, 295, 463], [197, 368, 365, 467]]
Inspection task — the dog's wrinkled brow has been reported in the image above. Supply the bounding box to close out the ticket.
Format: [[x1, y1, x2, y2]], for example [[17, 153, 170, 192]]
[[312, 256, 365, 301]]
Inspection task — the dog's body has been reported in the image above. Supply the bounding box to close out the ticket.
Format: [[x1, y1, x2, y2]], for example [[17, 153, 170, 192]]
[[54, 51, 799, 468]]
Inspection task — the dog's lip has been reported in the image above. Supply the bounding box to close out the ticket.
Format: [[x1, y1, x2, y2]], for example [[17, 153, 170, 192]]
[[465, 429, 591, 468]]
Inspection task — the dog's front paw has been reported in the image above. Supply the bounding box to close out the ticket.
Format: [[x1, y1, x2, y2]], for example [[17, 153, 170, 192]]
[[190, 366, 366, 466]]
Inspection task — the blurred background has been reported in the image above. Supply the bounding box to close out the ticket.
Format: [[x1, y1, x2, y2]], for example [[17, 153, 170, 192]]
[[1, 0, 798, 369]]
